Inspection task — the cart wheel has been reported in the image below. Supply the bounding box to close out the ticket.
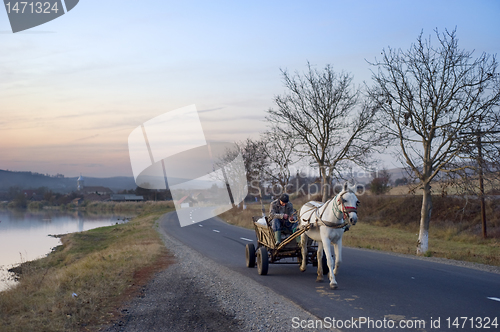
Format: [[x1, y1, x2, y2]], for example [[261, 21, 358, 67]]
[[246, 243, 256, 268], [322, 251, 329, 275], [257, 247, 268, 275]]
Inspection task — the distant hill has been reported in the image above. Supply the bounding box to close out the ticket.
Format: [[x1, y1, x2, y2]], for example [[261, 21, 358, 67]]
[[80, 176, 138, 192], [0, 170, 137, 193], [0, 167, 411, 194]]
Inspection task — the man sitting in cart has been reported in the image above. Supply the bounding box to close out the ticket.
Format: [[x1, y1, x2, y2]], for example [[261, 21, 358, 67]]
[[269, 193, 296, 245]]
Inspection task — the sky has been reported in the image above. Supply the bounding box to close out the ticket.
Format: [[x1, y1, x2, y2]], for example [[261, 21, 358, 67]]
[[1, 0, 499, 178]]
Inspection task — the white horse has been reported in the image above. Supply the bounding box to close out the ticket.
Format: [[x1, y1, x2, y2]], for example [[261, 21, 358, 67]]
[[299, 183, 359, 289]]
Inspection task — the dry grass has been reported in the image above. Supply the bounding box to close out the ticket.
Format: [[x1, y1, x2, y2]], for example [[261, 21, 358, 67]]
[[342, 223, 500, 266], [220, 195, 500, 266], [82, 201, 173, 213], [358, 195, 500, 238], [387, 176, 500, 196], [0, 203, 175, 332], [217, 204, 264, 229]]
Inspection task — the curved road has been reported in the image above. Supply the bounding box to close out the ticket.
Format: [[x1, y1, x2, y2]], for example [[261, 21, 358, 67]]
[[159, 208, 500, 331]]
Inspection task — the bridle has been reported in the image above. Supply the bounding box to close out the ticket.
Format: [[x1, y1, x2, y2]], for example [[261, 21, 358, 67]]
[[301, 191, 358, 229], [332, 191, 358, 222]]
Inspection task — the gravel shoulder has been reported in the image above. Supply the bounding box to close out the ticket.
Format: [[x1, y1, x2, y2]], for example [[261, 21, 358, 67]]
[[101, 215, 336, 332]]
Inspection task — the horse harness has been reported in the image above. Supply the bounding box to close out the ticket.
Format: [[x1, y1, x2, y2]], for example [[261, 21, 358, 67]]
[[300, 192, 358, 229]]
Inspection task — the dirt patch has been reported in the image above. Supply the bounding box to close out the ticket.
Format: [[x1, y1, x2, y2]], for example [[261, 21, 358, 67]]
[[102, 249, 177, 329], [101, 259, 244, 332]]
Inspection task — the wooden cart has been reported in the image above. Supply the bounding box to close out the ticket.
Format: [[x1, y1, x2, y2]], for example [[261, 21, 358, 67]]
[[245, 216, 327, 275]]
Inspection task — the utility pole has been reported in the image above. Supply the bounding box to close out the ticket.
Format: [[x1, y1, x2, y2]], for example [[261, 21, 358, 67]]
[[476, 133, 487, 239], [460, 128, 500, 239]]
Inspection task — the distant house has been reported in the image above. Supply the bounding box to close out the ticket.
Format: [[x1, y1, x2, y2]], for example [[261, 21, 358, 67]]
[[192, 192, 206, 201], [176, 195, 196, 208], [23, 190, 42, 201], [84, 193, 109, 202], [72, 198, 84, 206], [23, 190, 36, 199], [110, 194, 144, 202], [80, 186, 113, 195]]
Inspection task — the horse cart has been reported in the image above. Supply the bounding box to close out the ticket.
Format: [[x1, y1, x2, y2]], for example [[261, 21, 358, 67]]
[[245, 216, 328, 275]]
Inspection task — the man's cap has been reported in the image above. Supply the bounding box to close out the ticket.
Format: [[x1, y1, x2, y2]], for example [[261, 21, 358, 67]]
[[279, 194, 289, 203]]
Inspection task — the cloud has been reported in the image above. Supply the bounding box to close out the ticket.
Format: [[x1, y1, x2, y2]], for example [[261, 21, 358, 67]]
[[200, 114, 265, 122], [72, 134, 100, 142], [59, 163, 104, 168], [197, 107, 225, 113], [45, 110, 109, 120]]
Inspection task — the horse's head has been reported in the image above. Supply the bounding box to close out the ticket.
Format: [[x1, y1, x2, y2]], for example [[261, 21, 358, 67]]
[[337, 183, 360, 225]]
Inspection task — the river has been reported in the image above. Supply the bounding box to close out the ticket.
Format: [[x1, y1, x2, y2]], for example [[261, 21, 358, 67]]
[[0, 209, 136, 291]]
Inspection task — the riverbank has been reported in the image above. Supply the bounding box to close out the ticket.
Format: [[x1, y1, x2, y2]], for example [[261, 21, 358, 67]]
[[0, 200, 172, 213], [0, 202, 175, 332]]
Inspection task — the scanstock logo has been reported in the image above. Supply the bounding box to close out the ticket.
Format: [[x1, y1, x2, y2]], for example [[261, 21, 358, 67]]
[[4, 0, 79, 33], [128, 105, 248, 227]]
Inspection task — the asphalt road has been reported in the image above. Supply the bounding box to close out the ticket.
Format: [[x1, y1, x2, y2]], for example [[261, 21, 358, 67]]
[[159, 208, 500, 331]]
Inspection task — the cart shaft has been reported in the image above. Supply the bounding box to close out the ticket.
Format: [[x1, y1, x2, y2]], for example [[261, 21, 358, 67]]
[[276, 224, 311, 251]]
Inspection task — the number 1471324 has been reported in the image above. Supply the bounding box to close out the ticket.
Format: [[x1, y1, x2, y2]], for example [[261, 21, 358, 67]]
[[5, 2, 59, 14], [445, 317, 498, 329]]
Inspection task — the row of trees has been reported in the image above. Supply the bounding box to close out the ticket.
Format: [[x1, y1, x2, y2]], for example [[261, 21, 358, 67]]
[[1, 186, 84, 208], [236, 29, 500, 254], [2, 186, 170, 208]]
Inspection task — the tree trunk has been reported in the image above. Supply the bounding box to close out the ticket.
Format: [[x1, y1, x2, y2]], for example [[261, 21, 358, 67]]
[[417, 182, 432, 255], [320, 166, 329, 203]]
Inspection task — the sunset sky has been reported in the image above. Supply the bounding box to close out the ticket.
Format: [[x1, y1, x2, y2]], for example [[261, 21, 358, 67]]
[[1, 0, 499, 178]]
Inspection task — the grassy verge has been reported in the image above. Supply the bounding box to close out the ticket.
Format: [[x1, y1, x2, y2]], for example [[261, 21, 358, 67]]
[[219, 197, 500, 267], [341, 223, 500, 266], [0, 202, 175, 332]]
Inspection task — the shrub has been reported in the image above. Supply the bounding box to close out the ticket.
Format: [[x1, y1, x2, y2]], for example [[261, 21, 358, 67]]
[[27, 201, 45, 210], [369, 169, 391, 195]]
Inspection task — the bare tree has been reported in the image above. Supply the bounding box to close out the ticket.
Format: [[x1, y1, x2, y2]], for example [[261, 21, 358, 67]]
[[237, 138, 269, 199], [260, 128, 298, 194], [205, 144, 236, 208], [267, 62, 382, 202], [368, 29, 500, 254]]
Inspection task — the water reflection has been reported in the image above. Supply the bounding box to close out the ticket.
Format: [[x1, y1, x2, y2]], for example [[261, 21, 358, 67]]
[[0, 209, 136, 291]]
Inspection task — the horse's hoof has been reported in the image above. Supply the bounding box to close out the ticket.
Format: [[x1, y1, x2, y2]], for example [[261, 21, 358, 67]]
[[316, 277, 324, 282], [299, 266, 306, 272], [330, 283, 338, 290]]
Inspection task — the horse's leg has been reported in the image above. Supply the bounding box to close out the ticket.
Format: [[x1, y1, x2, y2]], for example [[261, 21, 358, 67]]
[[333, 237, 342, 276], [320, 229, 337, 289], [316, 241, 324, 282], [299, 232, 308, 272]]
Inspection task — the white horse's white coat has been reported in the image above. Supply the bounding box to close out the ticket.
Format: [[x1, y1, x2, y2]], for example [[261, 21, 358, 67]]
[[299, 184, 359, 289]]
